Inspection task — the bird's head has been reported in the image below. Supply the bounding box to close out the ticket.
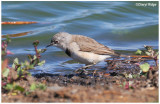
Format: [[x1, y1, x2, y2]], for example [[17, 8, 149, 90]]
[[46, 32, 72, 50]]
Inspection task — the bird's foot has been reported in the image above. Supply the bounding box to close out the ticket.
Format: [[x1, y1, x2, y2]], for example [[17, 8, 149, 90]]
[[74, 63, 96, 74], [75, 68, 88, 75]]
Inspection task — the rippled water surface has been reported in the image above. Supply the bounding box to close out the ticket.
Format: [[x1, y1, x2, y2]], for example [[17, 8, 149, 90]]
[[2, 1, 159, 74]]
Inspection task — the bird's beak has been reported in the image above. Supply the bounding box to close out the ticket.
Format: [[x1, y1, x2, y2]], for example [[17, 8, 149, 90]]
[[46, 43, 53, 48]]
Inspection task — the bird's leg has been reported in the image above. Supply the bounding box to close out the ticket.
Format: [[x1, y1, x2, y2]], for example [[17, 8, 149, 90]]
[[75, 63, 96, 73]]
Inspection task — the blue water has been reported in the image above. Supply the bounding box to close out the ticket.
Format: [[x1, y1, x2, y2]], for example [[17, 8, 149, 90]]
[[2, 1, 159, 74]]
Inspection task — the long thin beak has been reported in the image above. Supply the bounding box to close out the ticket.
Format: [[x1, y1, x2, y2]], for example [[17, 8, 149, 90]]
[[46, 43, 52, 48]]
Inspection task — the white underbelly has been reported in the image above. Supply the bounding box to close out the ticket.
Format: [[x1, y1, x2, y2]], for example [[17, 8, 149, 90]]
[[71, 51, 111, 65]]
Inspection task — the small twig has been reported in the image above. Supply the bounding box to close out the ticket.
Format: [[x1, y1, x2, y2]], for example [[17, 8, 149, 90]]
[[2, 21, 37, 25], [34, 45, 40, 60], [93, 70, 97, 77], [33, 40, 41, 62], [154, 57, 158, 67]]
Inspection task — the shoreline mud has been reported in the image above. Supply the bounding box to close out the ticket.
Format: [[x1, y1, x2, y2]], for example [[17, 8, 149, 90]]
[[2, 67, 158, 102]]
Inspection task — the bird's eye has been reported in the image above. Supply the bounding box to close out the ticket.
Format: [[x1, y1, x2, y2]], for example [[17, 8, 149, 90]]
[[54, 40, 58, 44]]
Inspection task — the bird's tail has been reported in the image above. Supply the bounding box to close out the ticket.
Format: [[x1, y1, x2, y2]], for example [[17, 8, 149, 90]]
[[113, 52, 128, 57]]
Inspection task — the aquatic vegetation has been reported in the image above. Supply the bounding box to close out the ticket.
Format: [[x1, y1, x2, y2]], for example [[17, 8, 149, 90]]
[[30, 83, 47, 91], [140, 63, 150, 73], [2, 37, 46, 95], [135, 45, 159, 67], [2, 36, 12, 57], [104, 45, 159, 81], [135, 49, 142, 55]]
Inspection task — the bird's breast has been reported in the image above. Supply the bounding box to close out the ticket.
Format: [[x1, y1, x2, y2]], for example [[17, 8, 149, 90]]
[[70, 50, 111, 65]]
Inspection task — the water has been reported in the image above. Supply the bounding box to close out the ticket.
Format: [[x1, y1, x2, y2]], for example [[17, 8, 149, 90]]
[[2, 1, 159, 74]]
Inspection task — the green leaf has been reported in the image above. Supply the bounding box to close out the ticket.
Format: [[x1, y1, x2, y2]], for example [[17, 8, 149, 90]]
[[29, 65, 34, 69], [17, 67, 22, 76], [14, 58, 19, 64], [2, 68, 10, 77], [156, 54, 159, 60], [38, 60, 45, 66], [24, 61, 29, 65], [25, 91, 31, 95], [145, 52, 151, 56], [14, 85, 25, 92], [38, 49, 47, 53], [33, 55, 37, 60], [144, 45, 153, 51], [30, 83, 37, 91], [5, 84, 24, 92], [21, 61, 29, 68], [140, 63, 150, 72], [155, 52, 159, 59], [30, 83, 46, 91], [38, 83, 46, 90], [6, 35, 11, 43], [27, 72, 32, 76], [135, 49, 142, 55], [2, 50, 6, 56], [5, 84, 13, 90], [28, 54, 33, 62], [12, 63, 15, 69]]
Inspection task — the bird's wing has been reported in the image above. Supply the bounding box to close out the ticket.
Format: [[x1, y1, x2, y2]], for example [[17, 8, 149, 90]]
[[72, 35, 117, 55]]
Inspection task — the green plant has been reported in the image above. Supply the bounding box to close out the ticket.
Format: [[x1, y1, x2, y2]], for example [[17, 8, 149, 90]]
[[11, 40, 46, 79], [135, 49, 142, 55], [135, 45, 159, 67], [2, 36, 12, 57], [5, 83, 25, 93], [2, 37, 47, 94], [140, 63, 150, 73], [30, 83, 46, 91]]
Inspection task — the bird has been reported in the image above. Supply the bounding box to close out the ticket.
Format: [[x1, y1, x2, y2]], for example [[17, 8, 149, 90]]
[[46, 32, 120, 72]]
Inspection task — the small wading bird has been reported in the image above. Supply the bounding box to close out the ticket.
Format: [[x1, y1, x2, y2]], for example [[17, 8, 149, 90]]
[[46, 32, 121, 73]]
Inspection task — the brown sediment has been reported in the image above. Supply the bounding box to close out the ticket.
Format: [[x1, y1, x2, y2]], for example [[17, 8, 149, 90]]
[[2, 66, 158, 103]]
